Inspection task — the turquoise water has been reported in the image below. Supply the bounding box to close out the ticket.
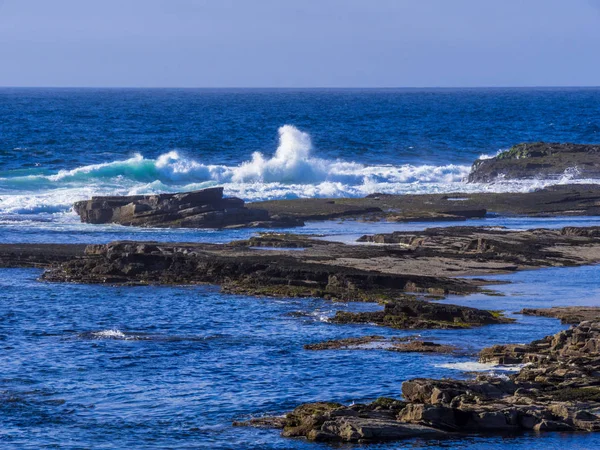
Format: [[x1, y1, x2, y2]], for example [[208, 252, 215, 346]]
[[1, 87, 599, 220], [1, 88, 600, 448]]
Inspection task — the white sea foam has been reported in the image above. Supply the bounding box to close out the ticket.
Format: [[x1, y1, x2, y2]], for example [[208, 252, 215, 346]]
[[1, 125, 599, 220], [90, 329, 129, 339], [436, 361, 524, 373]]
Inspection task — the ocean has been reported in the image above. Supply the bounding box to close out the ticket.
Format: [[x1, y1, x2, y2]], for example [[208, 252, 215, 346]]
[[1, 88, 600, 449]]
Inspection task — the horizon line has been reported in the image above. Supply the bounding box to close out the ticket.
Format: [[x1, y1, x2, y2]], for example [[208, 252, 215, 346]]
[[1, 85, 600, 90]]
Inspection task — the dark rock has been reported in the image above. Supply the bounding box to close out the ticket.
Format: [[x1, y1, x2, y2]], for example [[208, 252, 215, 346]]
[[40, 241, 479, 300], [331, 298, 513, 329], [73, 187, 304, 229], [303, 335, 457, 353], [304, 335, 387, 350], [242, 400, 445, 442], [389, 340, 457, 353], [519, 306, 600, 324], [251, 185, 600, 222], [468, 143, 600, 183]]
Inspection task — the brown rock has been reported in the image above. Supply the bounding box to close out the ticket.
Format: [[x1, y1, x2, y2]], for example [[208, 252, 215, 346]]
[[73, 187, 303, 229]]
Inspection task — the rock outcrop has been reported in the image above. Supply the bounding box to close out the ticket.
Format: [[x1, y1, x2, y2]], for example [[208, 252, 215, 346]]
[[250, 185, 600, 221], [73, 187, 303, 229], [468, 142, 600, 183], [239, 321, 600, 442], [40, 241, 478, 299], [72, 184, 600, 228], [303, 335, 458, 353], [519, 306, 600, 324], [331, 298, 512, 329], [35, 226, 600, 300]]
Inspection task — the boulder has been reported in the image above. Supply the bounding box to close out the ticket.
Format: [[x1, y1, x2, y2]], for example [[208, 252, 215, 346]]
[[73, 187, 304, 229]]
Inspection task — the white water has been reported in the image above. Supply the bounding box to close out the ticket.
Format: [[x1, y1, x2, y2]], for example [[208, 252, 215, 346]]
[[0, 125, 596, 220], [89, 329, 129, 340], [436, 361, 524, 373]]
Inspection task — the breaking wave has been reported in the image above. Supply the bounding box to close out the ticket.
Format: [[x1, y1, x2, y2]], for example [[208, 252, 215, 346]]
[[1, 125, 470, 188], [0, 124, 597, 218]]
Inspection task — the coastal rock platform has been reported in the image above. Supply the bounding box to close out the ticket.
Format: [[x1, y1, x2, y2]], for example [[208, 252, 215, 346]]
[[73, 184, 600, 229], [34, 226, 600, 299]]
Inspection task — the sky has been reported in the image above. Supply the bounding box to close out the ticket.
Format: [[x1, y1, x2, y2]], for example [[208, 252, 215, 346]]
[[0, 0, 599, 88]]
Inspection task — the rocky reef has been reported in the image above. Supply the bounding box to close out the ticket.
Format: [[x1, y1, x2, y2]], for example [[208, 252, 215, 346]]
[[468, 142, 600, 182], [303, 335, 458, 353], [331, 297, 512, 329], [0, 243, 87, 268], [73, 187, 303, 229], [39, 240, 478, 299], [238, 321, 600, 442], [33, 226, 600, 300], [519, 306, 600, 325], [251, 184, 600, 221], [73, 184, 600, 229]]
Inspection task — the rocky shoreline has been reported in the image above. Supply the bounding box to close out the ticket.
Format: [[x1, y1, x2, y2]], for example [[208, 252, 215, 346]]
[[5, 142, 600, 445], [70, 144, 600, 229], [73, 185, 600, 230], [237, 319, 600, 442]]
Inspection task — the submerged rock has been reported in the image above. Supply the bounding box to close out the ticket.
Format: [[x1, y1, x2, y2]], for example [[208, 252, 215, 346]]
[[73, 187, 303, 229], [303, 335, 458, 353], [241, 321, 600, 442], [468, 142, 600, 183]]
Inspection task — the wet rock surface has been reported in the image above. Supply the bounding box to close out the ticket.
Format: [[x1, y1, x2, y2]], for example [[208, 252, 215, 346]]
[[73, 184, 600, 227], [39, 240, 479, 299], [250, 184, 600, 221], [468, 143, 600, 183], [519, 306, 600, 324], [303, 335, 458, 353], [73, 187, 303, 229], [240, 322, 600, 442]]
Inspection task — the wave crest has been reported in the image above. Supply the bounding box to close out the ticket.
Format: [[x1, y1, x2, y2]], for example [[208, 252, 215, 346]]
[[0, 125, 471, 194], [3, 124, 591, 219]]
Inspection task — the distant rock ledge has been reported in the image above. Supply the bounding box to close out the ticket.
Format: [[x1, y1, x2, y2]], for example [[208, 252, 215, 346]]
[[468, 142, 600, 182], [73, 187, 303, 229]]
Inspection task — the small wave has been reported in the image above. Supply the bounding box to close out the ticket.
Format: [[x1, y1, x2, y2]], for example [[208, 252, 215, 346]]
[[78, 329, 221, 342], [87, 329, 130, 340], [436, 361, 523, 373], [477, 148, 507, 160]]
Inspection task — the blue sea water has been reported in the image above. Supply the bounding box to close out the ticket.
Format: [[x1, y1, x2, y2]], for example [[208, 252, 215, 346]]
[[2, 88, 600, 449], [1, 87, 600, 222]]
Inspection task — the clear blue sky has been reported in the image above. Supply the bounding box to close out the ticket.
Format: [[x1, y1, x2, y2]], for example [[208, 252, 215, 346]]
[[1, 0, 599, 87]]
